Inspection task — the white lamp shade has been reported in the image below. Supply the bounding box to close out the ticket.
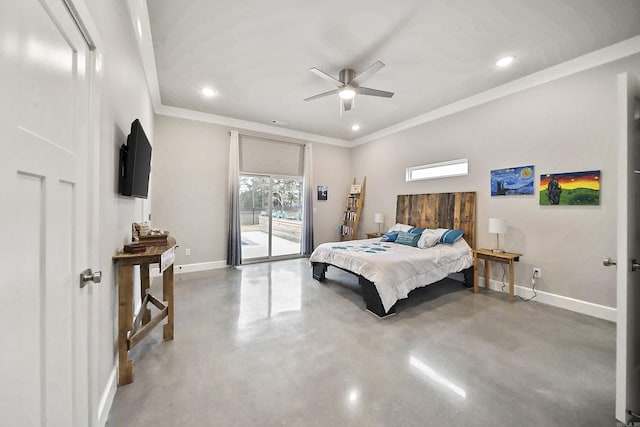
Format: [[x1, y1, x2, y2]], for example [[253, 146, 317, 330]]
[[374, 213, 384, 224], [488, 218, 507, 234]]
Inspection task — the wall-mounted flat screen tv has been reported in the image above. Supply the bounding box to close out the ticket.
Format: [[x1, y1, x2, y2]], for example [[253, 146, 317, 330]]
[[119, 119, 152, 198]]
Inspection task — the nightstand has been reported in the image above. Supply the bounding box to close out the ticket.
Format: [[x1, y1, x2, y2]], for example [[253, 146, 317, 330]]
[[473, 249, 522, 302], [366, 232, 384, 239]]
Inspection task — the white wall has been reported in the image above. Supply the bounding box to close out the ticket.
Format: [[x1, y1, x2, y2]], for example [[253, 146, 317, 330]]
[[83, 0, 154, 422], [311, 142, 353, 245], [151, 115, 352, 266], [352, 55, 640, 309], [152, 115, 229, 265]]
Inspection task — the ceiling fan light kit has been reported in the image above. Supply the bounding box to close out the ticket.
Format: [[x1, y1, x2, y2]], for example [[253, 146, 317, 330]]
[[339, 86, 356, 100], [304, 60, 394, 114]]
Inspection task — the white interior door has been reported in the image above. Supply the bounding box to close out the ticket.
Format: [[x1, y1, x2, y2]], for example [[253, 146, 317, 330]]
[[0, 1, 95, 426], [616, 72, 640, 423]]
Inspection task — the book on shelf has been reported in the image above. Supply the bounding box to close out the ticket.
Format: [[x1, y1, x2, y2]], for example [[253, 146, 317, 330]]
[[347, 196, 359, 208], [343, 211, 356, 222], [338, 224, 353, 236]]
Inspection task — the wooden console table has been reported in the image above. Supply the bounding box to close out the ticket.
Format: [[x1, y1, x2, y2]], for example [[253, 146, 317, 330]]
[[113, 236, 177, 385], [473, 248, 522, 302]]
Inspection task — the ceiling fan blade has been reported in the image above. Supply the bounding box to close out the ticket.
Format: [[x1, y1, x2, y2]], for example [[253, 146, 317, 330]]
[[304, 88, 340, 102], [309, 68, 342, 87], [350, 61, 385, 86], [355, 86, 394, 98]]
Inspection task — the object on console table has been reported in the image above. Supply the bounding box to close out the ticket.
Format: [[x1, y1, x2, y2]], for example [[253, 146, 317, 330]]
[[138, 232, 169, 246], [366, 232, 384, 239], [132, 221, 151, 241], [123, 243, 146, 253]]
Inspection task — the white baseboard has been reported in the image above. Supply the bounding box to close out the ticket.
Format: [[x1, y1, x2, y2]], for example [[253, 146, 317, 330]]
[[150, 260, 228, 279], [175, 260, 228, 274], [480, 278, 616, 322], [97, 364, 118, 427]]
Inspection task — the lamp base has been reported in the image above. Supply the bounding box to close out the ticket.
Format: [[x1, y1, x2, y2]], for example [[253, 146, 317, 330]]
[[492, 248, 506, 253]]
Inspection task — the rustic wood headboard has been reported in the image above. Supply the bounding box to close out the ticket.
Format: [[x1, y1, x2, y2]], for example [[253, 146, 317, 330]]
[[395, 192, 476, 249]]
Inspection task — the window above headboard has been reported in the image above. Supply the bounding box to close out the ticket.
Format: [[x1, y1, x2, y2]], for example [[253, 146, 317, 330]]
[[406, 158, 468, 182]]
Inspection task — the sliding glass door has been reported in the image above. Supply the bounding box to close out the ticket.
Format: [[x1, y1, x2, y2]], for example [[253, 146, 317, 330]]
[[239, 175, 269, 259], [240, 174, 302, 262]]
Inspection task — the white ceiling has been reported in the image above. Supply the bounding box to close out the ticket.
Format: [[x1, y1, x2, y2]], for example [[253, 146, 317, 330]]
[[143, 0, 640, 142]]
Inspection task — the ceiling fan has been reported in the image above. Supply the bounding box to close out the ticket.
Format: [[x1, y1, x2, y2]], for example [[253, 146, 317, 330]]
[[304, 60, 394, 114]]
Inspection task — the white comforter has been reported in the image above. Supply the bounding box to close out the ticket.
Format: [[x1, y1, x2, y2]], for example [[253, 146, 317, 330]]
[[309, 238, 473, 312]]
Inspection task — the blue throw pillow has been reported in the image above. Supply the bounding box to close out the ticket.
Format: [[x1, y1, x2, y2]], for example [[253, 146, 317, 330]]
[[408, 227, 426, 234], [396, 231, 420, 247], [439, 229, 464, 244], [380, 231, 399, 242]]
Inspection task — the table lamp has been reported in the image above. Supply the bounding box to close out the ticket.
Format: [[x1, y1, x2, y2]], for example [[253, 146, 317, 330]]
[[374, 213, 384, 234], [488, 218, 507, 253]]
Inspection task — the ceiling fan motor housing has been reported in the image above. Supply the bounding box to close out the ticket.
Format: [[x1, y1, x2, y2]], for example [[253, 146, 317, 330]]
[[339, 69, 356, 84]]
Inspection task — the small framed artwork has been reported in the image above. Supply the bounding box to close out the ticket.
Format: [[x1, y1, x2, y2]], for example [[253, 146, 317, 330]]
[[539, 170, 600, 205], [317, 185, 328, 201], [491, 165, 534, 196]]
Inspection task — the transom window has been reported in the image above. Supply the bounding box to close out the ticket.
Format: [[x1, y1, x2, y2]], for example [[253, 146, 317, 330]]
[[406, 158, 469, 182]]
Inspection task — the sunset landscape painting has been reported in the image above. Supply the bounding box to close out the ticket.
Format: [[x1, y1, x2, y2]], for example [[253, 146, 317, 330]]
[[539, 170, 600, 205]]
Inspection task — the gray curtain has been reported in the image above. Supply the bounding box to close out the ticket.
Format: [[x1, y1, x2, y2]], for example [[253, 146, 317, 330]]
[[227, 131, 242, 266], [301, 143, 314, 256]]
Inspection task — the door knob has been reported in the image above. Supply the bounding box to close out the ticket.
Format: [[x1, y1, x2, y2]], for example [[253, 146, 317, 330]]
[[602, 257, 617, 267], [80, 268, 102, 288], [632, 259, 640, 272]]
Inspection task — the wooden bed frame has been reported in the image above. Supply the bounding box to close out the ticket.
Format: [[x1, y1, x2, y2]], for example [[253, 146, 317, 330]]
[[312, 191, 476, 317]]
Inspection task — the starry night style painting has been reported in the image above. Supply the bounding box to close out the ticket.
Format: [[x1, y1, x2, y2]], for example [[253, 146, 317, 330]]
[[491, 165, 534, 196]]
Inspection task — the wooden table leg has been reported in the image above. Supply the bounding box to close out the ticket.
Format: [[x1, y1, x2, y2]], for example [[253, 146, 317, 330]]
[[163, 264, 174, 341], [508, 260, 515, 302], [484, 258, 490, 290], [140, 263, 151, 325], [473, 252, 479, 294], [118, 264, 134, 385]]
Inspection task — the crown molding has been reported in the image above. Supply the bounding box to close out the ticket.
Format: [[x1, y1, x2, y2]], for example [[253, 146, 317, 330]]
[[350, 35, 640, 146], [155, 105, 349, 146]]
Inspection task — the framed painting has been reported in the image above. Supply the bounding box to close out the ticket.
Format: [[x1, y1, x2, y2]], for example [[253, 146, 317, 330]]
[[317, 185, 327, 201], [539, 170, 600, 205], [491, 165, 534, 196]]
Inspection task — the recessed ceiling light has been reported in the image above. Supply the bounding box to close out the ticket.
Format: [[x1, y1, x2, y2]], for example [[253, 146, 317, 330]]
[[351, 124, 360, 131], [495, 56, 515, 67], [201, 87, 217, 97]]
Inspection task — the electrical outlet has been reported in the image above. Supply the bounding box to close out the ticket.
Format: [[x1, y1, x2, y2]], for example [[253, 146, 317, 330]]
[[185, 248, 191, 256], [533, 267, 542, 278]]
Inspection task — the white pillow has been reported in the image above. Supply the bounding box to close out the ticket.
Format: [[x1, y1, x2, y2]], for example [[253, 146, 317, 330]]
[[388, 223, 413, 233], [417, 229, 442, 248]]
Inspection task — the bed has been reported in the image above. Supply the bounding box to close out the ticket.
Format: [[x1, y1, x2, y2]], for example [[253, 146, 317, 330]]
[[310, 192, 476, 317]]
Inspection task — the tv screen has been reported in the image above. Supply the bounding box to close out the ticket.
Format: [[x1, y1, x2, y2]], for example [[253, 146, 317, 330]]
[[119, 119, 152, 198]]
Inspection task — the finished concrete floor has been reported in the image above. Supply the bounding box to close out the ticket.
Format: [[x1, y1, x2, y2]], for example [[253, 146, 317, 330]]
[[106, 258, 615, 426]]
